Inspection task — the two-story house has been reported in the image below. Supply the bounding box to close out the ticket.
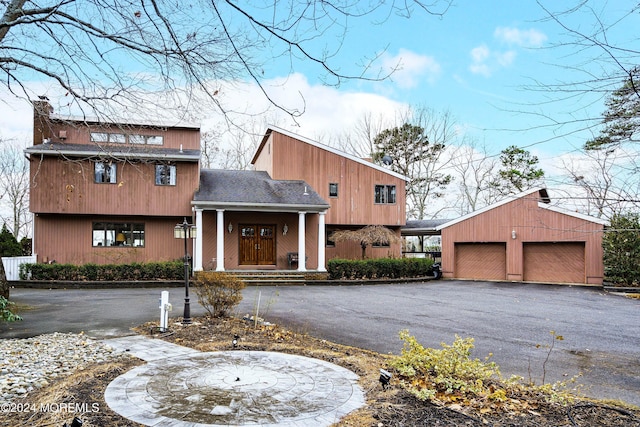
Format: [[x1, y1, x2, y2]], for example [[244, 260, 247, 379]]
[[26, 103, 407, 270], [26, 101, 201, 265]]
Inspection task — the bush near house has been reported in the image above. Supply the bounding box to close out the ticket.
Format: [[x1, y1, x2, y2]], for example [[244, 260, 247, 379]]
[[193, 271, 246, 318], [603, 212, 640, 286], [328, 257, 434, 280], [20, 261, 184, 281]]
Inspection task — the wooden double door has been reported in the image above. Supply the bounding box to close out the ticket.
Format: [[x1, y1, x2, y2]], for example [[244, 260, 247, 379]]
[[239, 225, 276, 265]]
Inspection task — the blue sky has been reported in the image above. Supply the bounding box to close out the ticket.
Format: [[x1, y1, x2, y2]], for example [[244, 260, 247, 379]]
[[1, 1, 637, 171], [242, 0, 638, 165]]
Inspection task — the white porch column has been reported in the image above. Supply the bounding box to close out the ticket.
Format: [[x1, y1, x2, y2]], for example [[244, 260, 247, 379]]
[[216, 209, 225, 271], [297, 211, 307, 271], [194, 208, 203, 271], [317, 211, 327, 272]]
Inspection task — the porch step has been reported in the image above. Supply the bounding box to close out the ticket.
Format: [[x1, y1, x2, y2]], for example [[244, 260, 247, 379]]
[[221, 271, 327, 286]]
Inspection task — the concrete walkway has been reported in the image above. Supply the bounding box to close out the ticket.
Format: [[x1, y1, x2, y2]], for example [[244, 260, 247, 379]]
[[104, 335, 365, 426]]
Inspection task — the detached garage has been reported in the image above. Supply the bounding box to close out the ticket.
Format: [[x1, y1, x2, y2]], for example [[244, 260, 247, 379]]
[[437, 188, 608, 285]]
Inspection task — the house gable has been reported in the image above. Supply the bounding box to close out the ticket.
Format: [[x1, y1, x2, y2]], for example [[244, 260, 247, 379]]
[[437, 188, 607, 285], [252, 126, 407, 226]]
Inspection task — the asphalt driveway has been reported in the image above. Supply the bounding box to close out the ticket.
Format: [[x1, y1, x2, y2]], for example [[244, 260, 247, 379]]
[[2, 280, 639, 406]]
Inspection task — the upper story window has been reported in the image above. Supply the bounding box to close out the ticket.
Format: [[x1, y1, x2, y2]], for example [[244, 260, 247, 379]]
[[375, 184, 396, 204], [130, 134, 163, 145], [92, 222, 145, 247], [94, 161, 116, 184], [90, 132, 163, 145], [155, 164, 176, 185], [91, 132, 125, 143], [329, 183, 338, 198]]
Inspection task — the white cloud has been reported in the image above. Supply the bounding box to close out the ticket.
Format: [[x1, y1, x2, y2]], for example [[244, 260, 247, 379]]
[[469, 44, 517, 77], [206, 73, 406, 142], [494, 27, 547, 47], [381, 48, 441, 89]]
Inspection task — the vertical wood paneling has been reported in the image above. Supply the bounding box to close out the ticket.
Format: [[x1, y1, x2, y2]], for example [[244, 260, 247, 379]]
[[30, 158, 197, 216], [34, 215, 187, 265], [263, 132, 406, 226]]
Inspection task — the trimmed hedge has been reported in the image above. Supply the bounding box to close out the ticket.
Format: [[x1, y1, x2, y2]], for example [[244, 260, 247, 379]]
[[19, 261, 184, 281], [328, 257, 435, 280]]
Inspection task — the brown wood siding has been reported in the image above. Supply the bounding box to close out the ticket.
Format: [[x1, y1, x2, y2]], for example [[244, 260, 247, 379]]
[[44, 120, 200, 150], [33, 215, 187, 265], [30, 157, 197, 216], [523, 242, 585, 284], [441, 193, 604, 284], [255, 132, 406, 227], [455, 243, 506, 280]]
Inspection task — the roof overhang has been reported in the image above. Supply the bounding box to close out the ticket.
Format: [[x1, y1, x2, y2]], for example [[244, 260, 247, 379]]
[[436, 187, 608, 230], [25, 145, 200, 162], [191, 201, 330, 213]]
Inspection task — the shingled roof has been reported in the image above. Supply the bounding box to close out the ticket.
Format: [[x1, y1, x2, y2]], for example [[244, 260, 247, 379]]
[[192, 169, 330, 212]]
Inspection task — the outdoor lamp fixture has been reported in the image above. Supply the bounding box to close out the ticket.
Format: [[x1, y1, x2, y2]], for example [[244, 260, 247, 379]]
[[228, 222, 233, 233], [511, 230, 517, 240], [232, 334, 239, 348], [379, 369, 392, 389], [174, 217, 196, 325], [283, 224, 288, 235]]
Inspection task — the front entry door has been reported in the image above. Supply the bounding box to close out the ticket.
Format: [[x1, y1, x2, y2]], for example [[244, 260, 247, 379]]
[[239, 225, 276, 265]]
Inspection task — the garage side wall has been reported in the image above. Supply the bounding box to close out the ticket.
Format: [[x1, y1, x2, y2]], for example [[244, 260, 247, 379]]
[[440, 196, 605, 285]]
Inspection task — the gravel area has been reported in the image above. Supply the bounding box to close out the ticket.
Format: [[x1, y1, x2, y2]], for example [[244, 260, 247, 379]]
[[0, 332, 128, 403]]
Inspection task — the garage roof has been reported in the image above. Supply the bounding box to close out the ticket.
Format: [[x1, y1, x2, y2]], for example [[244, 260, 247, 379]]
[[435, 188, 609, 230]]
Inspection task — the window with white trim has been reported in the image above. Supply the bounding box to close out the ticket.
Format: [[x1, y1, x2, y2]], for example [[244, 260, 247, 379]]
[[155, 164, 176, 185], [374, 184, 396, 204], [94, 161, 116, 184]]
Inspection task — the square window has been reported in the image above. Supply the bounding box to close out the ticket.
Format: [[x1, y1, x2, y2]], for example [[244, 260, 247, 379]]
[[94, 161, 116, 183], [329, 183, 338, 198], [374, 184, 396, 204], [155, 164, 176, 185]]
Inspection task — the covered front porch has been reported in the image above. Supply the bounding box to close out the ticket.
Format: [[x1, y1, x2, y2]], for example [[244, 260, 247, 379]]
[[190, 169, 330, 273]]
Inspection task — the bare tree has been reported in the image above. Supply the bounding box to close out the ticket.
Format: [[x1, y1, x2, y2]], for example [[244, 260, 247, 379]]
[[1, 0, 451, 121], [372, 107, 456, 219], [0, 141, 30, 239], [560, 147, 640, 220], [449, 139, 500, 215], [519, 2, 640, 144]]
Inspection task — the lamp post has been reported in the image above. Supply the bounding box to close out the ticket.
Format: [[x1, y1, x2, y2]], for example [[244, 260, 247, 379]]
[[174, 217, 196, 325]]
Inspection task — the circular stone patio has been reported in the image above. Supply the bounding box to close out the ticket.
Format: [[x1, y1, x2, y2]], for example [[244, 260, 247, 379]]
[[105, 351, 365, 426]]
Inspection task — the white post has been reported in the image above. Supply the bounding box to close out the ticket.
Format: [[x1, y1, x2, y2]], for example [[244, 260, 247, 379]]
[[298, 211, 306, 271], [317, 211, 327, 272], [216, 209, 225, 271], [159, 291, 171, 332], [194, 208, 203, 271]]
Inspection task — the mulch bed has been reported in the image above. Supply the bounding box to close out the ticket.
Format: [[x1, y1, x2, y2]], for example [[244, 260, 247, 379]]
[[2, 315, 639, 426]]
